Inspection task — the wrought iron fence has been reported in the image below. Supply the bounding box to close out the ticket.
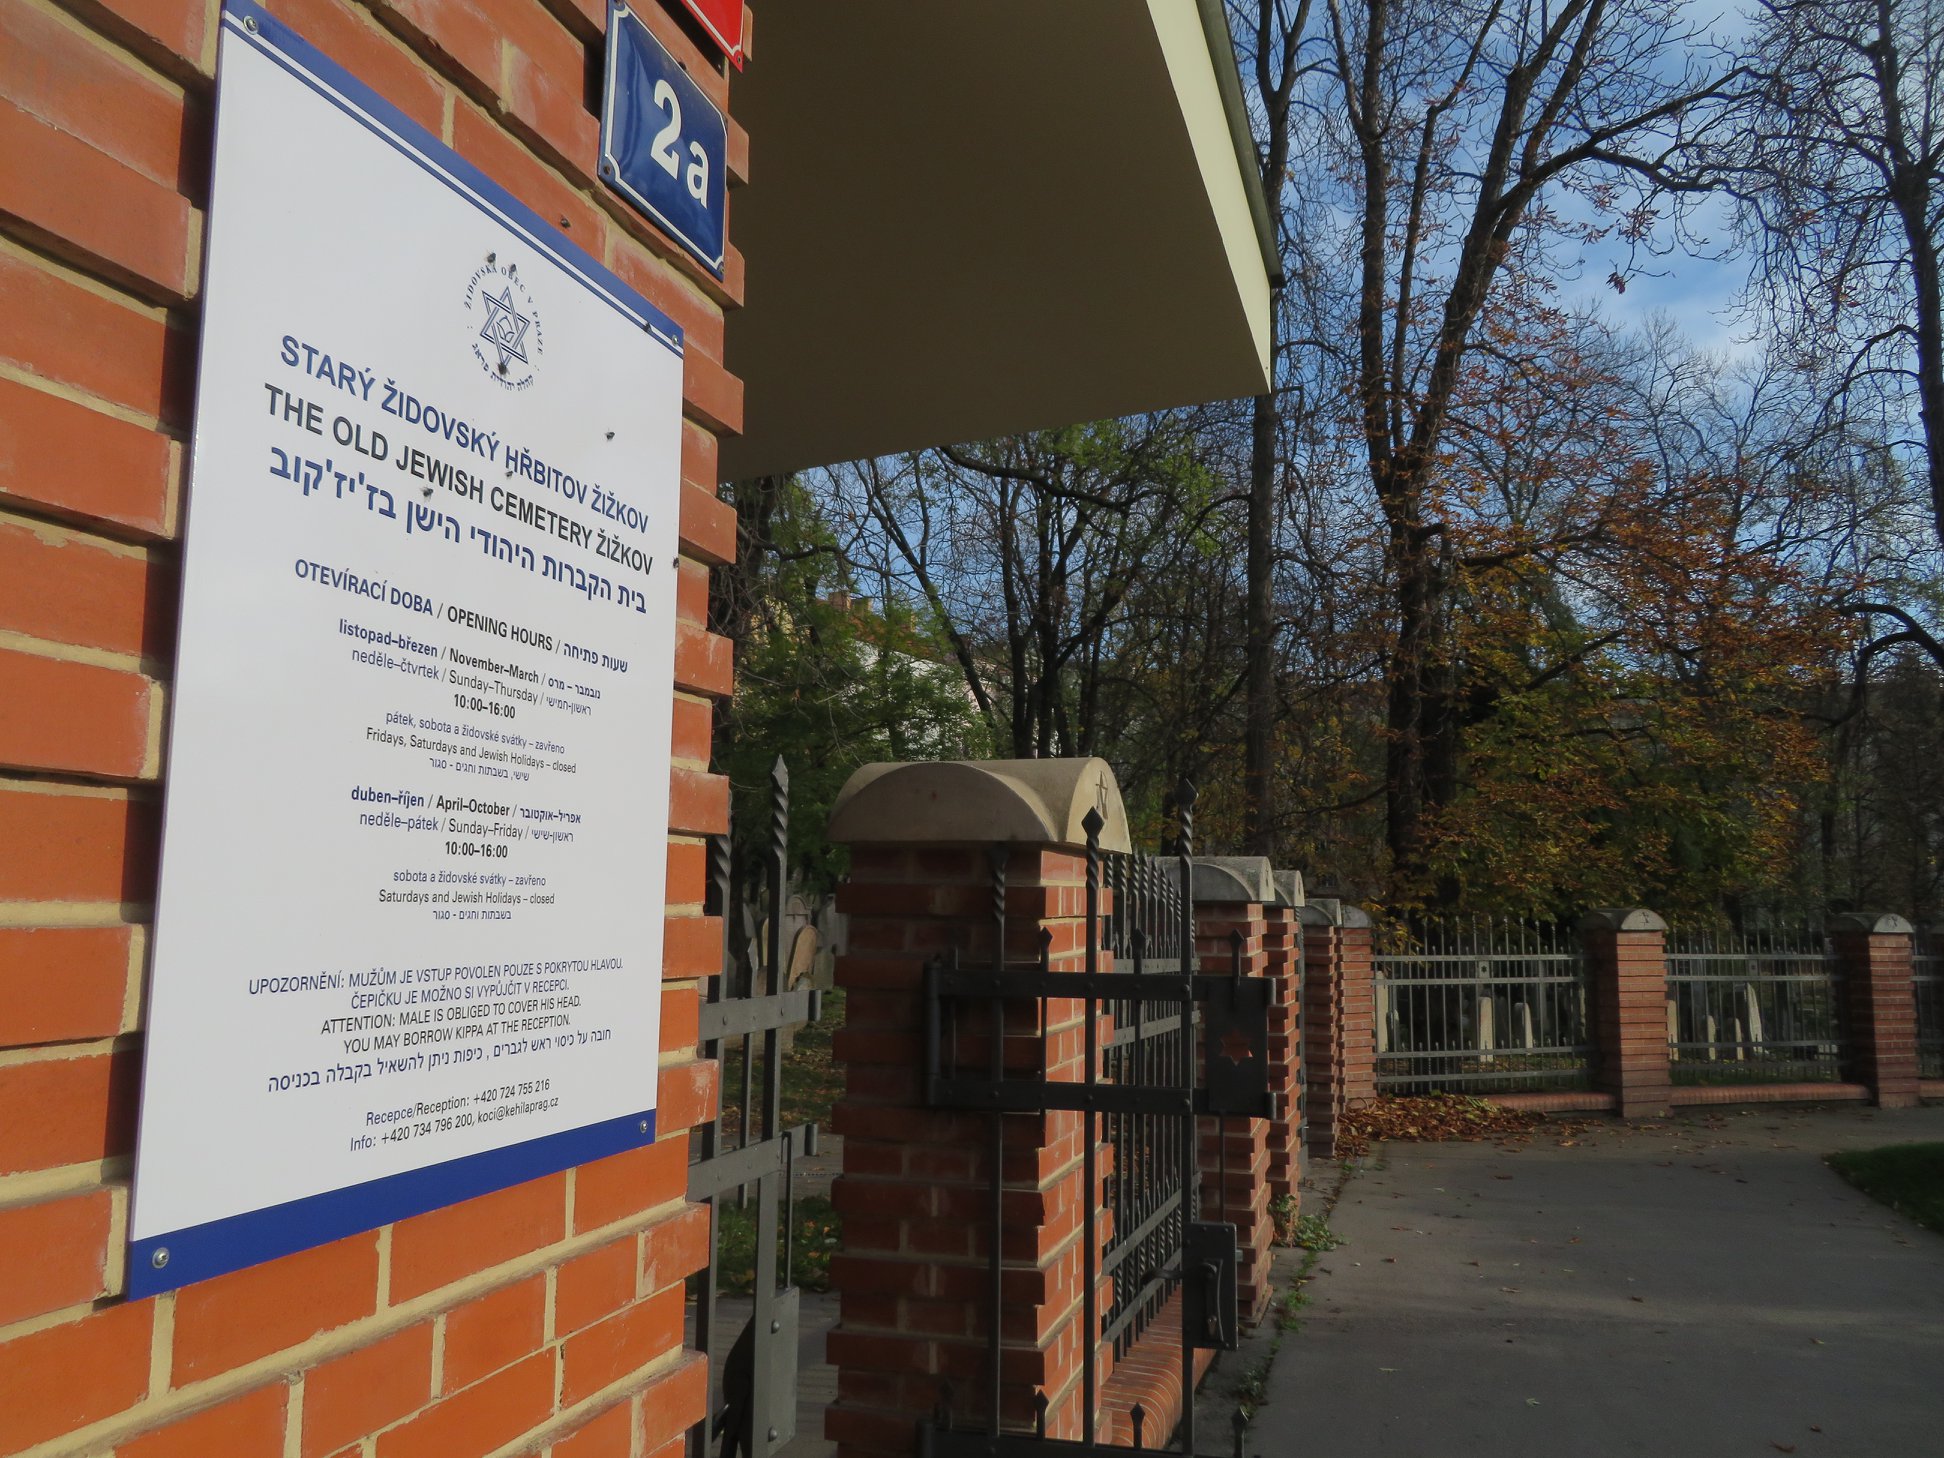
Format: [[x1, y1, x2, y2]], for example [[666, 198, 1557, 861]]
[[687, 760, 822, 1458], [1916, 928, 1943, 1081], [1373, 917, 1593, 1094], [1665, 925, 1845, 1085], [1098, 850, 1192, 1366], [920, 783, 1266, 1457]]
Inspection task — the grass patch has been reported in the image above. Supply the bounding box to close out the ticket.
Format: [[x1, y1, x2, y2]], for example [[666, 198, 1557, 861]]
[[702, 987, 847, 1296], [712, 1193, 843, 1293], [718, 986, 846, 1136], [1826, 1142, 1944, 1235]]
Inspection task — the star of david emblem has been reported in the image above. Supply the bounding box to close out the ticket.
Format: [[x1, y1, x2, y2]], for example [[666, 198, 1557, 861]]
[[478, 285, 531, 370], [1218, 1025, 1256, 1068]]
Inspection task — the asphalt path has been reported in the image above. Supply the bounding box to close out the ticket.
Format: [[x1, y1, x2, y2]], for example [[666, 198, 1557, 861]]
[[1255, 1105, 1944, 1458]]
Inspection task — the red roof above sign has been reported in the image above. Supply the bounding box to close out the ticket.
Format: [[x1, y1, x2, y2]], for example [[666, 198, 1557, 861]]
[[676, 0, 743, 67]]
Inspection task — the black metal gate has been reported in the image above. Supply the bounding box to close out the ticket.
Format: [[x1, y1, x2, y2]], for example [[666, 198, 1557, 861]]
[[917, 787, 1269, 1458], [689, 759, 822, 1458]]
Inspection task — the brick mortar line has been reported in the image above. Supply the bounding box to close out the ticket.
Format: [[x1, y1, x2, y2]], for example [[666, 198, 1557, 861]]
[[0, 768, 152, 799], [486, 1343, 697, 1458], [0, 1154, 132, 1215], [0, 626, 163, 680], [14, 0, 203, 93], [0, 479, 178, 548], [0, 359, 185, 439], [0, 503, 165, 562], [0, 901, 151, 929], [13, 1186, 701, 1458], [0, 1030, 136, 1069], [0, 234, 179, 327]]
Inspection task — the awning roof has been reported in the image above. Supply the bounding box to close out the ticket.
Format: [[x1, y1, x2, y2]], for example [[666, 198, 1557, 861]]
[[718, 0, 1277, 481]]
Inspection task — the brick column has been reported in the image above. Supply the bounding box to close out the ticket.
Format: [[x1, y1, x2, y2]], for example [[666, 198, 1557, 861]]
[[823, 759, 1133, 1458], [1581, 909, 1672, 1119], [1295, 900, 1374, 1157], [1263, 871, 1306, 1215], [1831, 913, 1920, 1108], [1183, 858, 1278, 1329]]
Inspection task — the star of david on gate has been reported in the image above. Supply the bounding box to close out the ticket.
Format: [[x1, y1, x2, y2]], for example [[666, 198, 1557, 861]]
[[478, 285, 531, 369], [1219, 1025, 1256, 1068]]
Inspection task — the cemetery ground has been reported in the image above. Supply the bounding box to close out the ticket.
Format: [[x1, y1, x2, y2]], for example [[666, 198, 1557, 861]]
[[1215, 1102, 1944, 1457]]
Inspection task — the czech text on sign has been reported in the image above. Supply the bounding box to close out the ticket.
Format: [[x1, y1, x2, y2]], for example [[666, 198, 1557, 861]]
[[127, 0, 685, 1297], [677, 0, 744, 68], [602, 2, 728, 278]]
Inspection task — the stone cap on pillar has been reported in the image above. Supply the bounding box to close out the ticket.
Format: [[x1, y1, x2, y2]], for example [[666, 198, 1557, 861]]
[[1830, 912, 1915, 936], [1578, 908, 1667, 933], [1165, 855, 1274, 905], [826, 757, 1132, 852], [1293, 897, 1371, 928], [1273, 869, 1305, 908]]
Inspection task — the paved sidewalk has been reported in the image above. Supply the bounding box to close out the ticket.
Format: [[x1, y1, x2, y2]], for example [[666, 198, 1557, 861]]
[[1254, 1106, 1944, 1457]]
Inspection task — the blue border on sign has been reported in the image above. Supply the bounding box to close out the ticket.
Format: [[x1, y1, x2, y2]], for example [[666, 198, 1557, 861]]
[[600, 3, 729, 277], [127, 1110, 657, 1297], [220, 0, 684, 356]]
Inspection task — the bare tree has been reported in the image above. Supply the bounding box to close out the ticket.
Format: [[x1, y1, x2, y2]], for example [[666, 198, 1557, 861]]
[[1233, 0, 1313, 855], [832, 417, 1236, 760], [1314, 0, 1736, 888], [1719, 0, 1944, 667]]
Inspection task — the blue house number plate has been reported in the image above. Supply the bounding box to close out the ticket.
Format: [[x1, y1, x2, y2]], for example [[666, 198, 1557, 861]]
[[602, 3, 727, 278]]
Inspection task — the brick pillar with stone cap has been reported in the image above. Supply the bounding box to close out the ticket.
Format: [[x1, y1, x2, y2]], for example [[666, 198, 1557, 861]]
[[1178, 856, 1278, 1328], [1831, 913, 1920, 1108], [1264, 870, 1306, 1214], [1581, 909, 1672, 1119], [1295, 899, 1375, 1157], [822, 758, 1129, 1458]]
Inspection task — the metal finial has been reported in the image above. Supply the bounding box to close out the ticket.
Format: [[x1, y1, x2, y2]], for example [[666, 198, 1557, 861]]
[[769, 757, 790, 848], [1131, 1403, 1147, 1449], [1034, 1391, 1049, 1438], [987, 843, 1010, 974], [707, 833, 731, 917]]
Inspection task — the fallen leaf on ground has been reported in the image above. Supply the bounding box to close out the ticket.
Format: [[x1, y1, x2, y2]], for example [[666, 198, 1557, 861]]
[[1336, 1095, 1594, 1157]]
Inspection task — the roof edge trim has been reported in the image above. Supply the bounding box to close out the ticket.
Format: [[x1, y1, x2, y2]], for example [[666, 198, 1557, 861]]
[[1195, 0, 1284, 291]]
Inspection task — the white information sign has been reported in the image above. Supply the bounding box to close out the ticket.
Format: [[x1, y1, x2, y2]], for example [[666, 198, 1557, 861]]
[[129, 0, 684, 1297]]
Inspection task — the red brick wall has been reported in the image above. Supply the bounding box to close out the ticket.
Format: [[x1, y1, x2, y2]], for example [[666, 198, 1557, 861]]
[[1260, 905, 1302, 1210], [1581, 912, 1673, 1121], [827, 846, 1108, 1457], [1189, 903, 1272, 1328], [1297, 905, 1373, 1158], [1832, 916, 1920, 1110], [0, 1, 741, 1452]]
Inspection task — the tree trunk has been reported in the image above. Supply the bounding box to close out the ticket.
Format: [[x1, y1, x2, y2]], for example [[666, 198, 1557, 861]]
[[1244, 383, 1278, 854], [1385, 536, 1434, 886]]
